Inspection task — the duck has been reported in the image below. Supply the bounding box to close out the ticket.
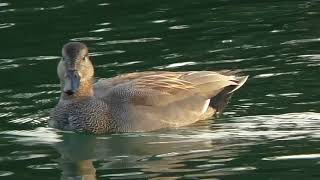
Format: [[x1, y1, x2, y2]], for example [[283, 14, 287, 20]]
[[49, 42, 248, 134]]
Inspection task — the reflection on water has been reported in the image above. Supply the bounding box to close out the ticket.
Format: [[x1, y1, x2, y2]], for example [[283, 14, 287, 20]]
[[1, 0, 320, 179], [2, 113, 320, 179]]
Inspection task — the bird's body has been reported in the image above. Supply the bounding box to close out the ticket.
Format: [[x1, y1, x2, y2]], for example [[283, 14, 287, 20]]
[[49, 42, 248, 134]]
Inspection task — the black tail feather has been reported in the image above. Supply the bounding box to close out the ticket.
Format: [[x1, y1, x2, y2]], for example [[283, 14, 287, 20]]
[[210, 75, 248, 115], [209, 86, 234, 114]]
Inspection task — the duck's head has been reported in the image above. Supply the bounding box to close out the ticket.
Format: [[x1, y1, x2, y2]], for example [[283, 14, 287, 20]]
[[58, 42, 94, 97]]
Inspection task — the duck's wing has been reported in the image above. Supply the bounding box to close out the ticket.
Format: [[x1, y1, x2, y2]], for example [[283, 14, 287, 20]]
[[94, 71, 247, 131], [94, 71, 173, 98], [94, 71, 245, 105]]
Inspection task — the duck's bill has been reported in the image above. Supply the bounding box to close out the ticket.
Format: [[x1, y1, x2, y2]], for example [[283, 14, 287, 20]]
[[63, 70, 80, 95]]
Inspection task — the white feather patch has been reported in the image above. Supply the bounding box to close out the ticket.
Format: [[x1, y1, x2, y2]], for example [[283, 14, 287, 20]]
[[201, 99, 211, 114]]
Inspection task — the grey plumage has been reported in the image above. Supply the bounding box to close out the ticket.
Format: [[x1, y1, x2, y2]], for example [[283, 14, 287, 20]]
[[49, 42, 248, 134]]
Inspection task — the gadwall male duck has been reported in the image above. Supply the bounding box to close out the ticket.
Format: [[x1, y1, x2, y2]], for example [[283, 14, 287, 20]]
[[49, 42, 248, 134]]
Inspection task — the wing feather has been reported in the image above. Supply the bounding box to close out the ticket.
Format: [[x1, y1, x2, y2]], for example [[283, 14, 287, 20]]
[[94, 71, 244, 106]]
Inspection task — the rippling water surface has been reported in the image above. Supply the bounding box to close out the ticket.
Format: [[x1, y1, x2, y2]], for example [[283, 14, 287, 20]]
[[1, 0, 320, 179]]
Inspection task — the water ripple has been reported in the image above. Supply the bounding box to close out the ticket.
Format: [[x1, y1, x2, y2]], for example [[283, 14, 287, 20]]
[[156, 152, 180, 158], [253, 71, 300, 79], [222, 39, 233, 43], [0, 101, 18, 106], [240, 44, 268, 49], [3, 105, 34, 111], [0, 23, 15, 29], [10, 92, 47, 99], [25, 56, 60, 61], [89, 50, 126, 57], [101, 172, 144, 178], [270, 29, 286, 33], [32, 5, 64, 11], [28, 163, 58, 170], [0, 171, 13, 177], [98, 3, 110, 6], [224, 113, 320, 138], [169, 25, 190, 30], [263, 154, 320, 161], [161, 53, 183, 60], [0, 9, 14, 13], [0, 56, 60, 69], [71, 37, 103, 41], [96, 22, 111, 26], [266, 93, 303, 98], [9, 115, 48, 125], [3, 153, 49, 161], [0, 112, 15, 118], [298, 54, 320, 67], [47, 5, 64, 10], [151, 19, 168, 24], [1, 127, 62, 145], [205, 58, 252, 64], [281, 38, 320, 45], [206, 166, 257, 174], [0, 3, 9, 7], [96, 61, 143, 69], [155, 61, 197, 69], [35, 84, 59, 88], [0, 64, 20, 70], [90, 27, 113, 33], [97, 37, 162, 45]]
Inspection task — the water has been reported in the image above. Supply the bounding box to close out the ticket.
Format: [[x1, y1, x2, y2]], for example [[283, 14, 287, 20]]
[[1, 0, 320, 179]]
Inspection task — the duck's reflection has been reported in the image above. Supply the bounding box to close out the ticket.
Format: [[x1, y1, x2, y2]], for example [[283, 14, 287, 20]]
[[59, 159, 96, 180], [54, 118, 259, 179], [54, 126, 218, 180], [55, 134, 98, 180]]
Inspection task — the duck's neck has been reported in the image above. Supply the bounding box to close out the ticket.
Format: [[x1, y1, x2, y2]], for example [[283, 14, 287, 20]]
[[60, 79, 94, 100]]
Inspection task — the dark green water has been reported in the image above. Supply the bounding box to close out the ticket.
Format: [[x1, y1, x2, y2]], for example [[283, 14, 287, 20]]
[[1, 0, 320, 179]]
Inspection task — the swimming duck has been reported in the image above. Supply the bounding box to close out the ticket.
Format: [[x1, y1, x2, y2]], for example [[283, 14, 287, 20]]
[[49, 42, 248, 134]]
